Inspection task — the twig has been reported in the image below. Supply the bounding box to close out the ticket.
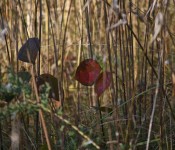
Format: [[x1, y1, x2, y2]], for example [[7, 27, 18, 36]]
[[40, 105, 100, 150]]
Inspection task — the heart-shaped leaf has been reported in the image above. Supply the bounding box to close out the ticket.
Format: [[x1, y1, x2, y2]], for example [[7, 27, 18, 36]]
[[95, 71, 112, 97], [75, 59, 101, 86], [36, 74, 59, 100], [18, 37, 40, 64]]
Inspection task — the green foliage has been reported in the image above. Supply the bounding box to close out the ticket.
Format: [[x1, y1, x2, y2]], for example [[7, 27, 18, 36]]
[[39, 83, 50, 107], [0, 67, 50, 119]]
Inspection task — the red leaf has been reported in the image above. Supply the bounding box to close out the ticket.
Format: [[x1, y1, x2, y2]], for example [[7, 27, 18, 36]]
[[75, 59, 101, 86], [95, 71, 112, 97]]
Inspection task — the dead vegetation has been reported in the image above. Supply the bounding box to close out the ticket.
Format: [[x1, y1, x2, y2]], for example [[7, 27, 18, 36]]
[[0, 0, 175, 149]]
